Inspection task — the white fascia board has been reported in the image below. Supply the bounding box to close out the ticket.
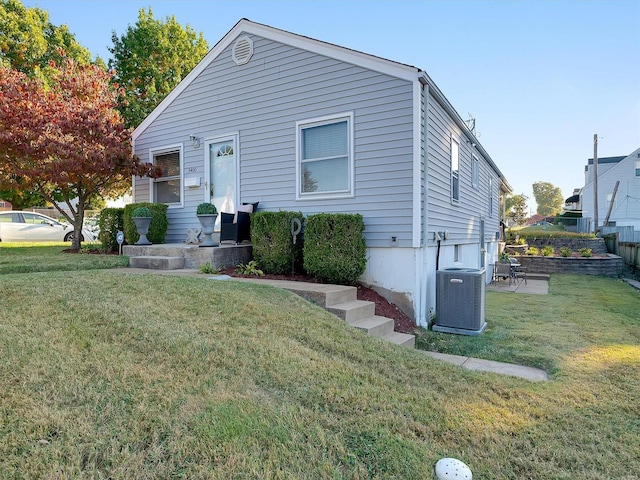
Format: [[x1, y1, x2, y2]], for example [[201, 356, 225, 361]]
[[133, 19, 420, 141]]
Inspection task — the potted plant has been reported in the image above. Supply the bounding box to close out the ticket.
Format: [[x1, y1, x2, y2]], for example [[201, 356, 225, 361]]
[[132, 206, 152, 245], [196, 202, 218, 247]]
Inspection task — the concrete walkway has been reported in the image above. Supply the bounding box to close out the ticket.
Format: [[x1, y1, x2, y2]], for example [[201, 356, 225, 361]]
[[420, 351, 549, 382]]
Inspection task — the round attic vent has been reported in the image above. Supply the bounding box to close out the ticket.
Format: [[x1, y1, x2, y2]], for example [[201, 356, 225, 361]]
[[232, 35, 253, 65]]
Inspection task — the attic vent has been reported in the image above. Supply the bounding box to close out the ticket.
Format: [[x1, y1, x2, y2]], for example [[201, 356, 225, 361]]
[[232, 35, 253, 65]]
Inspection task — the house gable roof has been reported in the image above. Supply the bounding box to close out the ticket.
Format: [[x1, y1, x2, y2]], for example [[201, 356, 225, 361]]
[[131, 18, 511, 191], [583, 147, 640, 188], [132, 18, 420, 141]]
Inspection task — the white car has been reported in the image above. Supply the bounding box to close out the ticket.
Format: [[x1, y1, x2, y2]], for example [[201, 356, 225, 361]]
[[0, 211, 95, 242]]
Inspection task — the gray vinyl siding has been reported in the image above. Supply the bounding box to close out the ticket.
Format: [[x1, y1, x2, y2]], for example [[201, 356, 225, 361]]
[[426, 90, 500, 245], [134, 34, 415, 246]]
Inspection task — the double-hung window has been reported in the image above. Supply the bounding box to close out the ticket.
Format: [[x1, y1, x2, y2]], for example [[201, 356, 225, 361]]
[[635, 160, 640, 177], [297, 113, 353, 199], [451, 138, 460, 203], [151, 146, 182, 206]]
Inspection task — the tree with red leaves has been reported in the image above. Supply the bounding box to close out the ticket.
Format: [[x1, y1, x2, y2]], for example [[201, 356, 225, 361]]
[[0, 57, 160, 249]]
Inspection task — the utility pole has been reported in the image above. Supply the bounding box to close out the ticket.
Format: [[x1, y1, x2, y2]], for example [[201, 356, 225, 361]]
[[593, 134, 598, 233]]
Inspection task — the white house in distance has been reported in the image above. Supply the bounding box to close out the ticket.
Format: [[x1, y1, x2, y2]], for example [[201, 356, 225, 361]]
[[580, 147, 640, 230], [131, 19, 511, 326]]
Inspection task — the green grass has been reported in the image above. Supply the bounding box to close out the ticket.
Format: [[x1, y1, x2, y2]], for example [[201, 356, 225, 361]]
[[1, 245, 639, 478], [416, 275, 640, 375], [0, 242, 128, 274]]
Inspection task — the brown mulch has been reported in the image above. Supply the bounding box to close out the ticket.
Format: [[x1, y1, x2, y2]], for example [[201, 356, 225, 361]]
[[220, 267, 416, 334]]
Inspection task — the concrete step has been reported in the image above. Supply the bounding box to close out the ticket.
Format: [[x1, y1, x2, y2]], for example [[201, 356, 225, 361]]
[[129, 256, 185, 270], [382, 331, 416, 348], [349, 315, 395, 338], [327, 299, 375, 322]]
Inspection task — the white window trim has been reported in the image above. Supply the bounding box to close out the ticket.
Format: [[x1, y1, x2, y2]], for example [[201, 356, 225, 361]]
[[450, 136, 460, 205], [635, 160, 640, 177], [295, 112, 355, 200], [148, 143, 184, 208]]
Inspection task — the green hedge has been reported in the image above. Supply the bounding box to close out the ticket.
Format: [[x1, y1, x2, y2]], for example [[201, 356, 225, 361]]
[[251, 211, 303, 275], [98, 208, 124, 252], [123, 203, 168, 244], [303, 213, 366, 285]]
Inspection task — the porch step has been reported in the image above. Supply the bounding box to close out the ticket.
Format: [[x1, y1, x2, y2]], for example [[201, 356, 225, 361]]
[[327, 299, 375, 322], [382, 331, 416, 348], [129, 256, 185, 270], [349, 315, 395, 337], [300, 288, 414, 349], [222, 277, 415, 349]]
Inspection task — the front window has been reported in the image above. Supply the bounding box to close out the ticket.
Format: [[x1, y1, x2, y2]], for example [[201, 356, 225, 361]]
[[451, 138, 459, 203], [297, 113, 353, 199], [152, 148, 182, 205], [635, 160, 640, 177]]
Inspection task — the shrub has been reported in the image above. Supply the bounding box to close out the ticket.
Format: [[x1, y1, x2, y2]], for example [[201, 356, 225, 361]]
[[560, 247, 572, 257], [541, 245, 555, 256], [526, 246, 540, 256], [303, 213, 366, 285], [98, 208, 124, 252], [123, 203, 168, 244], [196, 203, 217, 215], [251, 211, 304, 275], [579, 247, 593, 258]]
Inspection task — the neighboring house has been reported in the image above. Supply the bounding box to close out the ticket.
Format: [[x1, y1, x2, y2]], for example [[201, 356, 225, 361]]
[[564, 188, 582, 213], [131, 19, 511, 326], [579, 147, 640, 230]]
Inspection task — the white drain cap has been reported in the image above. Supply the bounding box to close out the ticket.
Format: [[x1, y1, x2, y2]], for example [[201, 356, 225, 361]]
[[434, 458, 472, 479]]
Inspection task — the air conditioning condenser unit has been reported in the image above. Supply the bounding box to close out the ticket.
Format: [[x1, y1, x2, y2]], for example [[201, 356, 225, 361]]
[[434, 268, 486, 335]]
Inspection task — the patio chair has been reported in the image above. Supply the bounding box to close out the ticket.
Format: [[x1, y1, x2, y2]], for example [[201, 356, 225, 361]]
[[513, 265, 528, 285], [493, 261, 513, 285]]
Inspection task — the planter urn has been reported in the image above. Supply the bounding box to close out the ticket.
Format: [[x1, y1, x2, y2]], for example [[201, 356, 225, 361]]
[[197, 214, 218, 247], [133, 217, 152, 245]]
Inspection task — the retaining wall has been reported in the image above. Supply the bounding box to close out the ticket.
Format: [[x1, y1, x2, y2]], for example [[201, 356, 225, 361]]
[[524, 237, 608, 254], [513, 254, 623, 276]]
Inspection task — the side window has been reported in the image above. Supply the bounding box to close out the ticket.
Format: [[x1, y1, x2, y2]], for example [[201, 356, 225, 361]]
[[471, 155, 479, 189], [297, 113, 353, 199], [451, 137, 460, 204], [635, 160, 640, 177], [152, 148, 182, 205]]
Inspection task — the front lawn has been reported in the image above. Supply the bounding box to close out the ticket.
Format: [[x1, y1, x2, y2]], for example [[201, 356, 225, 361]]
[[0, 245, 638, 478]]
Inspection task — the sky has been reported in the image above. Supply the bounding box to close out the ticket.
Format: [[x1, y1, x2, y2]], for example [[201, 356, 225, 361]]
[[22, 0, 640, 213]]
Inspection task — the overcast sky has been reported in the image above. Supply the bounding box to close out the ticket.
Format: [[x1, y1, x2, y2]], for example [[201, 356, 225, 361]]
[[23, 0, 640, 212]]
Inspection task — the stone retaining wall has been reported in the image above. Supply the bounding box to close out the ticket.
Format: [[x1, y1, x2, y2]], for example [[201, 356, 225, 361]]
[[523, 237, 608, 254], [513, 254, 623, 276]]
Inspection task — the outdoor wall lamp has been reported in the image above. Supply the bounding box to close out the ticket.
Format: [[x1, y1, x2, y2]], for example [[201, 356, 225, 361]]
[[189, 134, 200, 148]]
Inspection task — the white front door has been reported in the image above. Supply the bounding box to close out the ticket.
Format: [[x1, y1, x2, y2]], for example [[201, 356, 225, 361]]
[[205, 135, 238, 229]]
